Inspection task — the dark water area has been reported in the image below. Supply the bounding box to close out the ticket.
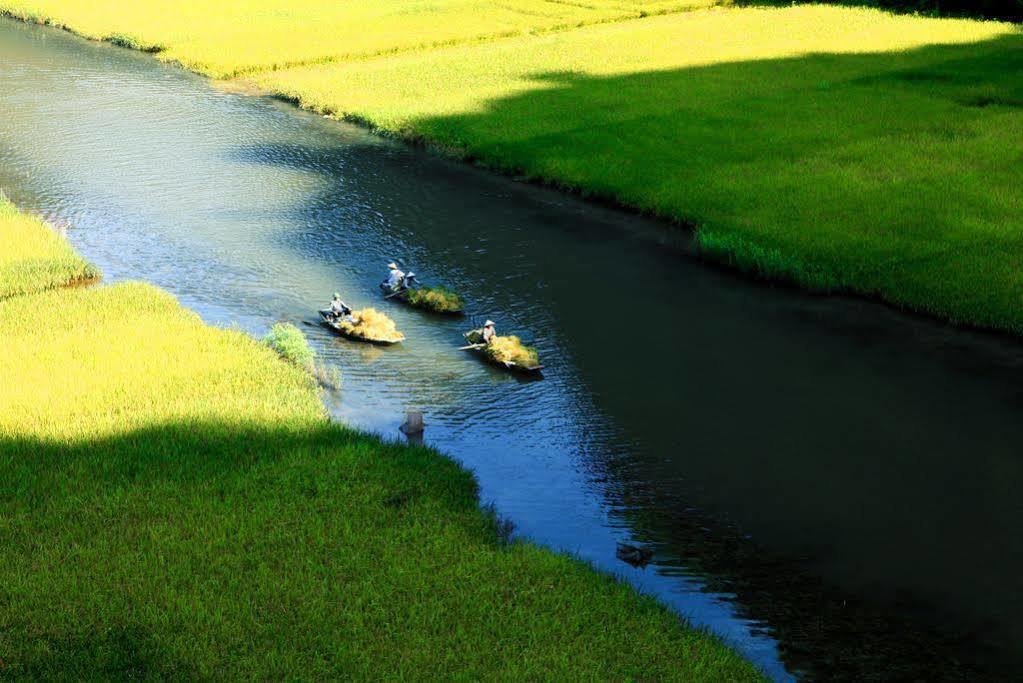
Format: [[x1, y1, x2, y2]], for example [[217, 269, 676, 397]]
[[3, 18, 1023, 680]]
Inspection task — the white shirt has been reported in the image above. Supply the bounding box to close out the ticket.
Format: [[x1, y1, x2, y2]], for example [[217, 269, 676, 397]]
[[386, 268, 405, 288]]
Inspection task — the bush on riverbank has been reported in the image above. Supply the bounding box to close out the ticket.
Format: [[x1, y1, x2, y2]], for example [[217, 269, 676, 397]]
[[0, 276, 760, 679], [0, 197, 98, 298], [263, 321, 341, 389], [263, 321, 316, 368]]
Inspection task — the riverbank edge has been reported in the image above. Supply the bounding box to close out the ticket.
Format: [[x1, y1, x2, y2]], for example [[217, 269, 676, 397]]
[[2, 9, 1020, 342], [0, 197, 764, 677]]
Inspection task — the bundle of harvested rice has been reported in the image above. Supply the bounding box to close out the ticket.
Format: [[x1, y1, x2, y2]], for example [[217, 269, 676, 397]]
[[486, 335, 540, 368], [337, 308, 405, 343], [406, 286, 464, 313]]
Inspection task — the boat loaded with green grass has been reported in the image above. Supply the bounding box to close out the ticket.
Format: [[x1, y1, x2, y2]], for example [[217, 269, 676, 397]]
[[386, 283, 465, 314]]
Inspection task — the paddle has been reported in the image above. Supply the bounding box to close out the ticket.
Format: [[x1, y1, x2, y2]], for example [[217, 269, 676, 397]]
[[458, 343, 486, 351], [384, 288, 406, 300]]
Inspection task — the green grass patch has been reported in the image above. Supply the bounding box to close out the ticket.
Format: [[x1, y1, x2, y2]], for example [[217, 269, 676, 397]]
[[0, 197, 98, 298]]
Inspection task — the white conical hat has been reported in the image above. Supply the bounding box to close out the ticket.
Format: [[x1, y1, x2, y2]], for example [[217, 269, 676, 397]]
[[387, 262, 398, 269], [484, 320, 495, 327]]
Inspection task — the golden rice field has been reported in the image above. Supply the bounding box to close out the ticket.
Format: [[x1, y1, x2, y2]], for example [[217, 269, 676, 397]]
[[0, 0, 718, 77], [0, 197, 98, 298], [0, 193, 760, 677]]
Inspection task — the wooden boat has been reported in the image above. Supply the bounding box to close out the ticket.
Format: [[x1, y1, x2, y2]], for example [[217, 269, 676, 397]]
[[318, 310, 404, 346], [461, 331, 544, 376], [380, 283, 465, 315]]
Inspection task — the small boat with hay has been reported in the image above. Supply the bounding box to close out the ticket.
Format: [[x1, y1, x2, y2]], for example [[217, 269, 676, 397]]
[[319, 308, 405, 345], [461, 326, 543, 375]]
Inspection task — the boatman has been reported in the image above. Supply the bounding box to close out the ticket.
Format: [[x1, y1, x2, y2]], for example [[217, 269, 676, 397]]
[[385, 262, 405, 292], [403, 271, 418, 289], [329, 292, 353, 321], [482, 320, 497, 345]]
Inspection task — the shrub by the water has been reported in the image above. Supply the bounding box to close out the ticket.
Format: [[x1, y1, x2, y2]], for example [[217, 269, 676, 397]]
[[262, 322, 316, 368], [337, 307, 404, 342], [406, 285, 464, 313]]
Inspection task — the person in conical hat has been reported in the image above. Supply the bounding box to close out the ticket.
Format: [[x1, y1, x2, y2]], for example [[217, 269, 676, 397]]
[[385, 262, 405, 291], [482, 319, 497, 345], [328, 292, 353, 321]]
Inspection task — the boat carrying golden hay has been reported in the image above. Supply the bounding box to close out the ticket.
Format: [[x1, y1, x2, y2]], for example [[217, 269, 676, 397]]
[[328, 307, 405, 344], [464, 329, 542, 373]]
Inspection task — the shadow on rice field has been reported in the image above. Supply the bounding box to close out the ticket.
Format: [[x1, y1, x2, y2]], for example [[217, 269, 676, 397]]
[[0, 420, 760, 680], [381, 34, 1023, 334]]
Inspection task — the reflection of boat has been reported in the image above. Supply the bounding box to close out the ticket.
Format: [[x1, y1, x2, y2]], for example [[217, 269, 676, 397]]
[[461, 330, 544, 376], [380, 283, 465, 315], [318, 310, 405, 346]]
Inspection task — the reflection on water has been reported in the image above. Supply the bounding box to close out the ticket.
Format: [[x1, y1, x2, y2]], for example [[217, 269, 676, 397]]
[[3, 18, 1023, 680]]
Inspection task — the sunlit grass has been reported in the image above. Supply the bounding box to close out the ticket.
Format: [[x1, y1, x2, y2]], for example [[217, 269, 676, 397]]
[[253, 6, 1023, 333], [0, 0, 719, 77], [0, 283, 322, 441], [0, 197, 98, 298], [0, 280, 760, 679]]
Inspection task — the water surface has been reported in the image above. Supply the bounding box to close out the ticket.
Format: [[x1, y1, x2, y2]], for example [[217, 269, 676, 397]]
[[3, 19, 1023, 680]]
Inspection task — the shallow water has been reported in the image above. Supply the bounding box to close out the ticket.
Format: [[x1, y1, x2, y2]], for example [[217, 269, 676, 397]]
[[4, 18, 1023, 679]]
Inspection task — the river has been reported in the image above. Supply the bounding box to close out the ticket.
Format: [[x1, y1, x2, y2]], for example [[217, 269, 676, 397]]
[[3, 18, 1023, 680]]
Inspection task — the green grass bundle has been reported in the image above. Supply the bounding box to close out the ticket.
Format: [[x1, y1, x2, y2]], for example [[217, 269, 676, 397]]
[[406, 285, 464, 313]]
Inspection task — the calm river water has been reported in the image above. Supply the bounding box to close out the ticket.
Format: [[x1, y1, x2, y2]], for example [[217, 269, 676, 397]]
[[3, 18, 1023, 680]]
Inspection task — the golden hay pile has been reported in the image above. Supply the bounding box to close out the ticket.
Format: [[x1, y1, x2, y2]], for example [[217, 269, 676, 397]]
[[486, 335, 540, 368], [337, 307, 404, 343], [406, 286, 464, 313]]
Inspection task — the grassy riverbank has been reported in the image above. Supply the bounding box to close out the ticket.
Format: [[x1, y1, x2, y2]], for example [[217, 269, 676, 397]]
[[0, 203, 760, 677], [2, 2, 1021, 337], [0, 197, 97, 297]]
